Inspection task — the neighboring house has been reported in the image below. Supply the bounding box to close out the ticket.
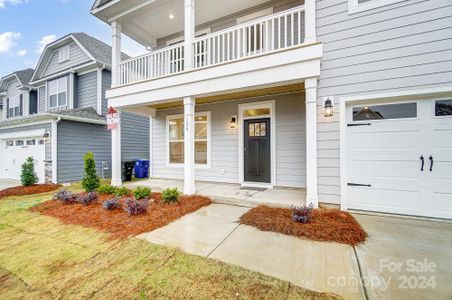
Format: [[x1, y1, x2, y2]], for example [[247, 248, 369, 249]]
[[91, 0, 452, 220], [0, 33, 149, 184]]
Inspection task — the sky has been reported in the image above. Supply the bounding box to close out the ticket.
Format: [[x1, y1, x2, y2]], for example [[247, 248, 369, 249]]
[[0, 0, 146, 76]]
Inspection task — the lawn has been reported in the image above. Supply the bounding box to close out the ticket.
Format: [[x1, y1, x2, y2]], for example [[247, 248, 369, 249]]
[[0, 185, 339, 299]]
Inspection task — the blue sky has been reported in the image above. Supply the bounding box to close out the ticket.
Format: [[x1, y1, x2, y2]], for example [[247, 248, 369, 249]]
[[0, 0, 144, 76]]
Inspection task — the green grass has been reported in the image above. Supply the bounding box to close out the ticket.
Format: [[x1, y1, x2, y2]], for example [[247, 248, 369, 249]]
[[0, 188, 338, 299]]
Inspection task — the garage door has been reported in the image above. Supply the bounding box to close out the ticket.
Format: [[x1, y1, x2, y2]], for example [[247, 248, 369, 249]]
[[1, 138, 46, 184], [347, 99, 452, 219]]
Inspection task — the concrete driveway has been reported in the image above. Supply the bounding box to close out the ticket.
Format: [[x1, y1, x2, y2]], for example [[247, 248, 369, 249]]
[[138, 204, 452, 299], [0, 179, 19, 191]]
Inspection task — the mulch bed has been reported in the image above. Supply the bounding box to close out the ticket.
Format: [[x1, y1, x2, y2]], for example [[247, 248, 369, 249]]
[[240, 205, 367, 246], [0, 184, 61, 200], [30, 192, 212, 240]]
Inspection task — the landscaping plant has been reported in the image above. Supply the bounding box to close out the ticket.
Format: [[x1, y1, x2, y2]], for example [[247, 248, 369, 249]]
[[76, 192, 98, 206], [20, 156, 39, 186], [162, 188, 181, 204], [81, 152, 100, 192], [124, 198, 149, 215], [54, 189, 76, 205], [103, 197, 121, 210], [133, 186, 151, 200], [114, 186, 130, 197], [97, 184, 116, 195], [291, 203, 314, 224]]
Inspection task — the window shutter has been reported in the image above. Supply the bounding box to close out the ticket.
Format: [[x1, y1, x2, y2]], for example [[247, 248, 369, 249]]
[[19, 94, 23, 116], [6, 98, 9, 118]]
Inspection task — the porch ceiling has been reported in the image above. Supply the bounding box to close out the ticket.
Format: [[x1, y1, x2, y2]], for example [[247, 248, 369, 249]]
[[146, 83, 305, 110]]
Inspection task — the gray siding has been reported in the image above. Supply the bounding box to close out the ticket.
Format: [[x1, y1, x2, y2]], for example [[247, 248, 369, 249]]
[[151, 93, 306, 187], [75, 71, 97, 110], [316, 0, 452, 204], [4, 79, 24, 119], [121, 112, 150, 162], [101, 70, 111, 115], [41, 42, 91, 78], [38, 86, 46, 113], [57, 120, 111, 183]]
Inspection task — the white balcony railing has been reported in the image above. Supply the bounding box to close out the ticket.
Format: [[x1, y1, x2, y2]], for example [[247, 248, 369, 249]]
[[118, 5, 306, 86]]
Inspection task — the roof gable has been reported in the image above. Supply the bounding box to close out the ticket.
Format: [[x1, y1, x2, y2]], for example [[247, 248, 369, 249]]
[[0, 68, 34, 91]]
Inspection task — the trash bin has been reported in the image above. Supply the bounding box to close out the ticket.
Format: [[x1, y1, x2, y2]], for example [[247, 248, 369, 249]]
[[134, 159, 150, 179], [122, 161, 135, 182]]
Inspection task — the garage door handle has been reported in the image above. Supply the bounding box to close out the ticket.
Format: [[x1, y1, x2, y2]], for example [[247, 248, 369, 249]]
[[429, 156, 434, 172], [348, 183, 372, 187], [420, 156, 424, 171]]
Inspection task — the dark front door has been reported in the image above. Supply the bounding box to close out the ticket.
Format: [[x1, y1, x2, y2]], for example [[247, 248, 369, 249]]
[[244, 118, 271, 183]]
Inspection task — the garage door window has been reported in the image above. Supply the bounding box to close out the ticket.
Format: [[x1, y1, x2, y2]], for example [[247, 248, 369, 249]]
[[435, 100, 452, 116], [15, 140, 24, 146], [26, 139, 36, 146], [6, 141, 13, 147], [352, 102, 417, 121]]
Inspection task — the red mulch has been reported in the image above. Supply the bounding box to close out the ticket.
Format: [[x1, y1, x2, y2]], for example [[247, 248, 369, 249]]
[[0, 184, 61, 200], [30, 192, 212, 240], [239, 205, 367, 246]]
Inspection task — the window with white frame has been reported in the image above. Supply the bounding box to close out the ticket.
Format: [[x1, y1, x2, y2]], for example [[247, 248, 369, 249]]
[[48, 77, 67, 108], [8, 95, 21, 118], [58, 45, 70, 63], [348, 0, 404, 14], [167, 112, 210, 165]]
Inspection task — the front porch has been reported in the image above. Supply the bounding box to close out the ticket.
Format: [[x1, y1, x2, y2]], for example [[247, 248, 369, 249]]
[[126, 178, 306, 208]]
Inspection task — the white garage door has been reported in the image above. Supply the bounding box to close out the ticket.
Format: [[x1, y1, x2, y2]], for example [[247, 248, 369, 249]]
[[1, 138, 46, 184], [347, 99, 452, 219]]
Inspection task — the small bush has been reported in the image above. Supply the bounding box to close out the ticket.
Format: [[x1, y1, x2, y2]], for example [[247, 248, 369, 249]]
[[21, 156, 38, 186], [291, 203, 314, 224], [162, 188, 181, 204], [54, 189, 76, 205], [76, 192, 98, 206], [114, 186, 130, 197], [124, 198, 149, 215], [133, 186, 151, 200], [103, 197, 121, 211], [81, 152, 100, 192], [97, 184, 116, 195]]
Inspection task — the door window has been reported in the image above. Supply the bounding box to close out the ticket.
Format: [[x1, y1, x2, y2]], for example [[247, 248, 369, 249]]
[[435, 100, 452, 116], [352, 102, 417, 121]]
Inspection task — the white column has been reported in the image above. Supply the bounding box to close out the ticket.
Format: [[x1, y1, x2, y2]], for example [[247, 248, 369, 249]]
[[305, 77, 319, 208], [111, 21, 122, 86], [111, 108, 122, 186], [183, 96, 196, 194], [184, 0, 195, 71], [304, 0, 317, 44]]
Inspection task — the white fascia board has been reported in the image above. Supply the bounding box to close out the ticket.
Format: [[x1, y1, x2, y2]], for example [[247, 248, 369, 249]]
[[30, 62, 97, 85], [0, 129, 46, 140]]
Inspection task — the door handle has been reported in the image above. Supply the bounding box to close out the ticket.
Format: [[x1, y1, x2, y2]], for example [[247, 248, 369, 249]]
[[429, 156, 434, 172], [420, 156, 424, 171]]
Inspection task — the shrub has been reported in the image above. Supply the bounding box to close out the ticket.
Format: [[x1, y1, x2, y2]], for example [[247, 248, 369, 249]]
[[21, 156, 38, 186], [291, 203, 314, 224], [133, 186, 151, 200], [76, 192, 98, 206], [124, 198, 149, 215], [81, 152, 100, 192], [162, 188, 181, 204], [97, 184, 116, 195], [114, 186, 130, 197], [103, 197, 121, 211], [54, 189, 76, 205]]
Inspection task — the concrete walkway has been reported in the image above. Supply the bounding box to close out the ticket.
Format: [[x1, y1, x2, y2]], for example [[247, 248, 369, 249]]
[[127, 178, 306, 208], [0, 179, 19, 191]]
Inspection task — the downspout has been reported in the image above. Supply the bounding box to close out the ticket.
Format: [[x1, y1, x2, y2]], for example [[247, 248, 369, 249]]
[[51, 117, 62, 184], [97, 64, 106, 115]]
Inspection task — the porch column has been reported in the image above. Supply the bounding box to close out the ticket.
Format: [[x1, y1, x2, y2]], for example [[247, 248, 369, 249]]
[[183, 96, 196, 194], [304, 0, 317, 44], [184, 0, 195, 71], [111, 108, 122, 187], [111, 21, 122, 86], [305, 78, 319, 208]]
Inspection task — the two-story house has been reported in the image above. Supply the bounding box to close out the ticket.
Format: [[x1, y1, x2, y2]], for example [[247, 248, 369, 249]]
[[91, 0, 452, 220], [0, 33, 149, 184]]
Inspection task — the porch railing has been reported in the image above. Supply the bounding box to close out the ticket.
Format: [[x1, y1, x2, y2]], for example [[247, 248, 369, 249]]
[[118, 5, 306, 86]]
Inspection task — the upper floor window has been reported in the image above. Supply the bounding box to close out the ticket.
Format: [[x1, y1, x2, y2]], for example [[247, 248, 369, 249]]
[[8, 95, 22, 118], [348, 0, 404, 14], [48, 77, 67, 109], [58, 45, 70, 63]]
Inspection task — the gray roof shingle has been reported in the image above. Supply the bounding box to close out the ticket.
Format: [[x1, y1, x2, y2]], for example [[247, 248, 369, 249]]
[[49, 107, 106, 122]]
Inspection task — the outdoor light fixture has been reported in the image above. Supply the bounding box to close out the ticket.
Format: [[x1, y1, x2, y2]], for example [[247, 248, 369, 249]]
[[230, 115, 237, 129], [43, 131, 51, 139], [169, 14, 175, 19], [323, 97, 334, 117]]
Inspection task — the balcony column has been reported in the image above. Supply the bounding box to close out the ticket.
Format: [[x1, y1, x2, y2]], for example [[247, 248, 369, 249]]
[[111, 21, 122, 86], [304, 0, 317, 43], [305, 77, 319, 208], [111, 108, 122, 187], [184, 0, 195, 71], [183, 96, 196, 195]]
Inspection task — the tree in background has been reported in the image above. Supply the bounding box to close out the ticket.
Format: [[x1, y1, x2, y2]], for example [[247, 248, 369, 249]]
[[21, 157, 39, 186], [81, 152, 100, 192]]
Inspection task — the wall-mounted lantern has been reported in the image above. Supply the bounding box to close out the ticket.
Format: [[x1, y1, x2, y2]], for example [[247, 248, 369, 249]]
[[43, 131, 51, 140], [230, 115, 237, 129], [323, 97, 334, 117]]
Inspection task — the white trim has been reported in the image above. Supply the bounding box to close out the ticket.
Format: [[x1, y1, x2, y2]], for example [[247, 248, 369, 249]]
[[97, 68, 103, 114], [30, 62, 95, 85], [0, 129, 46, 140], [238, 100, 276, 188], [111, 108, 122, 186], [68, 73, 75, 109], [48, 77, 68, 109], [77, 68, 99, 76], [58, 44, 71, 63], [339, 86, 452, 212], [165, 111, 211, 169], [0, 120, 53, 130], [349, 0, 406, 14], [51, 118, 60, 183], [149, 116, 153, 178]]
